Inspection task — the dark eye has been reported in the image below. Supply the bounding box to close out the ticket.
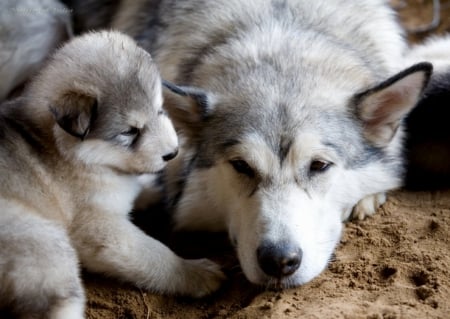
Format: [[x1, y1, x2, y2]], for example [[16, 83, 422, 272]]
[[157, 109, 166, 116], [309, 160, 331, 173], [229, 159, 255, 178], [117, 127, 141, 147], [121, 127, 140, 136]]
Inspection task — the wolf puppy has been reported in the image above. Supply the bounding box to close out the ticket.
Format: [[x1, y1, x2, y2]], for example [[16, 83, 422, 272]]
[[72, 0, 434, 288], [0, 31, 224, 319]]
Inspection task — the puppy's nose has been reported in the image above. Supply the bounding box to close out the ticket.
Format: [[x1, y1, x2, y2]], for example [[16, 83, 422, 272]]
[[257, 241, 302, 278], [162, 148, 178, 162]]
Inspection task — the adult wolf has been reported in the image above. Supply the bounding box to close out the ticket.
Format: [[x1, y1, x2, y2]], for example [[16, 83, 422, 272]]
[[69, 0, 431, 288]]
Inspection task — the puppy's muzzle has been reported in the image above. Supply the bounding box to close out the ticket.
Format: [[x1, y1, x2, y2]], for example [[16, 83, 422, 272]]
[[257, 241, 302, 278]]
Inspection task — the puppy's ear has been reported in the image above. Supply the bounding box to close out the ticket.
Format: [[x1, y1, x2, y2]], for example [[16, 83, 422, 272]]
[[50, 92, 97, 140], [162, 80, 213, 133], [354, 62, 432, 147]]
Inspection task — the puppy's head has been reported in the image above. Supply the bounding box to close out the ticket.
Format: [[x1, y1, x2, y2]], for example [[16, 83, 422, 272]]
[[28, 31, 178, 174], [164, 60, 431, 288]]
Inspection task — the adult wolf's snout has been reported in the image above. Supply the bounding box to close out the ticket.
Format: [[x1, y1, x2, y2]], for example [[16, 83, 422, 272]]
[[257, 241, 303, 278]]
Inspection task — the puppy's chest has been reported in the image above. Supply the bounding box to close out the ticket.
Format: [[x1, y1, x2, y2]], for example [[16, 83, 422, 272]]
[[78, 172, 141, 216]]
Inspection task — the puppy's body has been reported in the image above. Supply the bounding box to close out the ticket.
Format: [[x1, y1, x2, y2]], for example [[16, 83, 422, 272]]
[[0, 31, 223, 319], [68, 0, 433, 288]]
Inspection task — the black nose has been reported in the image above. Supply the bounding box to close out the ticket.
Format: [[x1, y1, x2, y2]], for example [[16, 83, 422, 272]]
[[162, 148, 178, 161], [257, 241, 302, 278]]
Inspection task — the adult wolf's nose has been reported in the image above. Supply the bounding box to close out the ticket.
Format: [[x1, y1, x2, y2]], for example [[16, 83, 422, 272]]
[[257, 241, 302, 277]]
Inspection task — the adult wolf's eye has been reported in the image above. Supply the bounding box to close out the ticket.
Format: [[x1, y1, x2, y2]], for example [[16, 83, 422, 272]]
[[310, 160, 331, 173], [229, 159, 255, 178]]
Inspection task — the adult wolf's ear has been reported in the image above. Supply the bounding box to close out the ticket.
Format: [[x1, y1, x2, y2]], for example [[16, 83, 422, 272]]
[[162, 80, 213, 133], [354, 62, 432, 147], [50, 92, 97, 140]]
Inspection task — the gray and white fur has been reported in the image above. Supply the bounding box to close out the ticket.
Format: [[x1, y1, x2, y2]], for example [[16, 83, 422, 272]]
[[62, 0, 439, 289]]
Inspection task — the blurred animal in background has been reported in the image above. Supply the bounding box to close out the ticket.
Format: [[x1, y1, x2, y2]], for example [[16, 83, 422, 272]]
[[0, 0, 72, 102], [404, 35, 450, 190]]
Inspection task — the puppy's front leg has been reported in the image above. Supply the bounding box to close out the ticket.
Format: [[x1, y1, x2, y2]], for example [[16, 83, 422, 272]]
[[71, 213, 225, 298]]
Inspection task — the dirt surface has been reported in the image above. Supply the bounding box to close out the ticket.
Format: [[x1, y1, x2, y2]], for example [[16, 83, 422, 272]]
[[85, 191, 450, 319], [84, 2, 450, 318]]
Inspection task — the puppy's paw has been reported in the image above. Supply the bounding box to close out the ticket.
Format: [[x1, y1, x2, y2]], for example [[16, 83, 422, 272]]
[[180, 258, 226, 298], [351, 192, 386, 220]]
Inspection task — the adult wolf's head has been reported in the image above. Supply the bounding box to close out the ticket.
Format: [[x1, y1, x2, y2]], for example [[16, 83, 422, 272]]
[[163, 58, 431, 287]]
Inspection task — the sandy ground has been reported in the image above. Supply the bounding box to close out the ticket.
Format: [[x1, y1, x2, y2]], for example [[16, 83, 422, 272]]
[[85, 190, 450, 319], [82, 1, 450, 318]]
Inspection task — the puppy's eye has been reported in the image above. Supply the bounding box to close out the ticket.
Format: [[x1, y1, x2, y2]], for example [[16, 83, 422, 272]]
[[157, 109, 166, 116], [229, 159, 255, 178], [121, 127, 140, 136], [309, 160, 332, 173], [116, 127, 141, 147]]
